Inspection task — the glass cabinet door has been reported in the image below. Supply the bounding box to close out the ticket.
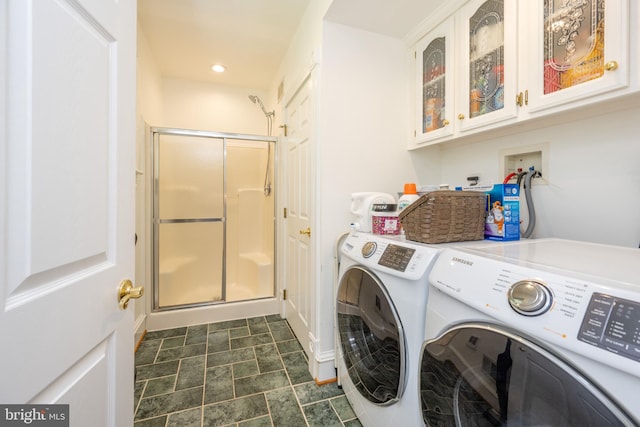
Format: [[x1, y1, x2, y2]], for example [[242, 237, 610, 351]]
[[526, 0, 629, 113], [458, 0, 518, 133], [414, 19, 454, 145]]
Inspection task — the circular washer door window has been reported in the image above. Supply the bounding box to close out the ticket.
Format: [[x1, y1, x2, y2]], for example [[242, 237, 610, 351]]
[[336, 266, 406, 405]]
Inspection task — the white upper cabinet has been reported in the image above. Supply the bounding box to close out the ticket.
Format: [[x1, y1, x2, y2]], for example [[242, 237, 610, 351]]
[[410, 0, 637, 149], [414, 19, 456, 145], [522, 0, 630, 114]]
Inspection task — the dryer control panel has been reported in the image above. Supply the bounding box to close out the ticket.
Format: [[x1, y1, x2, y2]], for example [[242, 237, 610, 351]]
[[578, 293, 640, 362], [428, 246, 640, 379]]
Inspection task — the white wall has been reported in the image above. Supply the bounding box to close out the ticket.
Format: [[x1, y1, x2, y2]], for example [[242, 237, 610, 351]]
[[161, 78, 271, 135], [315, 21, 416, 374], [134, 26, 165, 341], [409, 105, 640, 248]]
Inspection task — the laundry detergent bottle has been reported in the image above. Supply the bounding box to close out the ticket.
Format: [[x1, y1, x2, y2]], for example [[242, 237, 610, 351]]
[[398, 183, 420, 212]]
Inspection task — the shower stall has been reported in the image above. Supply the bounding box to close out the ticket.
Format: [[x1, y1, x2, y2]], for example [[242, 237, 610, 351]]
[[151, 127, 276, 312]]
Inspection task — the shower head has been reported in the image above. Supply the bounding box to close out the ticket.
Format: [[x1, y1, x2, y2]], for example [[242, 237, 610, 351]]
[[248, 94, 274, 118]]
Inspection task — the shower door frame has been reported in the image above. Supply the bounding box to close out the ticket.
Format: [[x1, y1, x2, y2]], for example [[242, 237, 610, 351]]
[[150, 127, 278, 312]]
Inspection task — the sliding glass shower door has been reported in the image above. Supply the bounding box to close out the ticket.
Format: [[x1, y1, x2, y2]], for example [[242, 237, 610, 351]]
[[152, 128, 277, 311], [154, 131, 225, 308]]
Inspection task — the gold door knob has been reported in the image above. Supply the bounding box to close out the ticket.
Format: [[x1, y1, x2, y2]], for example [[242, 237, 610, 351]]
[[118, 279, 144, 310], [458, 113, 465, 120], [442, 119, 450, 126], [604, 61, 619, 71], [299, 227, 311, 237]]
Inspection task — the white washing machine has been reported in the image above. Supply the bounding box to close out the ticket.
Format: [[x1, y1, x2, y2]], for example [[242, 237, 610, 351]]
[[336, 232, 442, 427], [419, 238, 640, 426]]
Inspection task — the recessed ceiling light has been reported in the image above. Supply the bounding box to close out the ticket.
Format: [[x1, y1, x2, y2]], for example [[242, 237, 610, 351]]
[[211, 64, 226, 73]]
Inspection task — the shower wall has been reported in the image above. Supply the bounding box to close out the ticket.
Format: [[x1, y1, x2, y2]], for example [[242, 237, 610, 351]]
[[226, 141, 275, 301]]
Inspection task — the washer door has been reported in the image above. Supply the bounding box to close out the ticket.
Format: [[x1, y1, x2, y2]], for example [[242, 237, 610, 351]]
[[337, 266, 406, 405], [419, 324, 635, 426]]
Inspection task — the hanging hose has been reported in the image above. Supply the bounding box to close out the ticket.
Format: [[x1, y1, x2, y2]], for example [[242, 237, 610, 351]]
[[503, 172, 517, 184], [515, 169, 541, 238], [263, 139, 272, 196]]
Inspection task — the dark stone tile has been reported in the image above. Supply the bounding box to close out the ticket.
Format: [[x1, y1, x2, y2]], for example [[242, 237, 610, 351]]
[[230, 333, 273, 350], [203, 393, 269, 427], [136, 360, 180, 381], [281, 351, 313, 385], [303, 400, 342, 427], [135, 386, 203, 420], [238, 415, 272, 426], [247, 316, 269, 334], [276, 339, 303, 355], [136, 340, 161, 366], [134, 381, 146, 411], [330, 395, 356, 421], [144, 327, 187, 341], [208, 330, 231, 353], [208, 319, 248, 332], [268, 320, 294, 342], [207, 347, 255, 368], [230, 326, 250, 338], [265, 314, 283, 323], [161, 336, 186, 349], [167, 407, 202, 427], [185, 324, 209, 346], [156, 343, 207, 362], [204, 365, 234, 404], [235, 371, 290, 397], [265, 386, 306, 427], [344, 418, 364, 427], [143, 375, 176, 398], [294, 381, 344, 405], [176, 355, 205, 390], [134, 416, 167, 427], [233, 359, 259, 378], [254, 344, 284, 373]]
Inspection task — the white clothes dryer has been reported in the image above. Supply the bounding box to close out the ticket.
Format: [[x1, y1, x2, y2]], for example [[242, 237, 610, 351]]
[[419, 238, 640, 426], [336, 232, 441, 427]]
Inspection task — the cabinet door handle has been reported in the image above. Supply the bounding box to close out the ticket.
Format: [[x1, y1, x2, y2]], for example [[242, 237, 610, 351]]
[[442, 119, 450, 125], [525, 90, 529, 106], [516, 92, 524, 107], [458, 113, 465, 120], [605, 61, 619, 71]]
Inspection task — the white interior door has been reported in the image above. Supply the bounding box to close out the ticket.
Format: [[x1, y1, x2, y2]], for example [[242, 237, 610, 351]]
[[0, 0, 137, 426], [284, 76, 314, 358]]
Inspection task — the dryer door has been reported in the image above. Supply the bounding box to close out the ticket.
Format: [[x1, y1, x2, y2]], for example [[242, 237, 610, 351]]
[[419, 324, 635, 426], [337, 266, 406, 405]]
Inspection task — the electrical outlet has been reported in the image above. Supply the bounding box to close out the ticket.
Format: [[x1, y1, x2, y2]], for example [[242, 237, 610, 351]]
[[500, 143, 549, 185]]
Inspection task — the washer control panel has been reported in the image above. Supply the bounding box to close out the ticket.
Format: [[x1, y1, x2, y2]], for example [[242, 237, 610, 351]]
[[341, 232, 439, 281], [378, 244, 416, 272]]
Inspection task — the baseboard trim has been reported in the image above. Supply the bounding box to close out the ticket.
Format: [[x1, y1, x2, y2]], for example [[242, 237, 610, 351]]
[[135, 329, 147, 353], [315, 377, 337, 386]]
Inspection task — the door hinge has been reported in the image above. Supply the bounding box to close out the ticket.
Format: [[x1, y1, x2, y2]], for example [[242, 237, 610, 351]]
[[283, 207, 287, 218], [283, 289, 287, 300], [279, 124, 288, 136]]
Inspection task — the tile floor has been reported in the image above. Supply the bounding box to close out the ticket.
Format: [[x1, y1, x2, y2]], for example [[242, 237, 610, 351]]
[[134, 315, 362, 427]]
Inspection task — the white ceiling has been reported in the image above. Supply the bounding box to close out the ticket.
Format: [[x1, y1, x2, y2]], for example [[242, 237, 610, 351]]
[[137, 0, 443, 90], [324, 0, 443, 39]]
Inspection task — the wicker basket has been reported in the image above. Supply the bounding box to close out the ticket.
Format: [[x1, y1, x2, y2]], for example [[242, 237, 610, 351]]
[[398, 191, 486, 244]]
